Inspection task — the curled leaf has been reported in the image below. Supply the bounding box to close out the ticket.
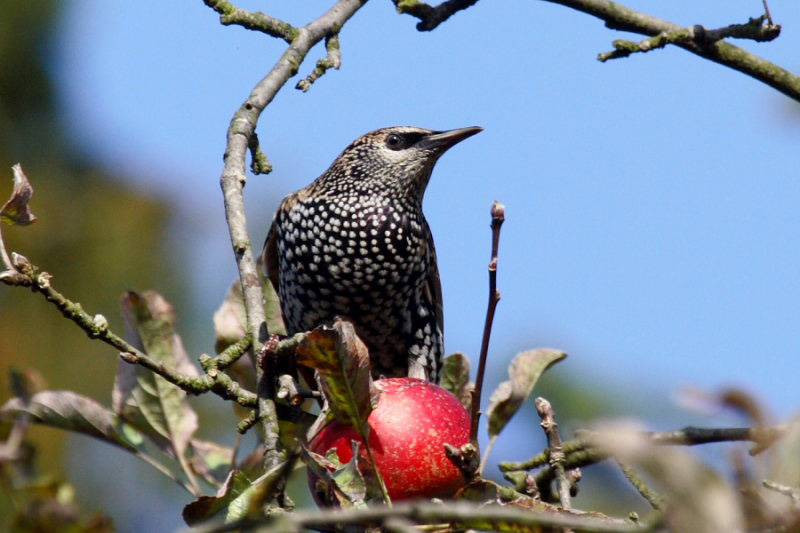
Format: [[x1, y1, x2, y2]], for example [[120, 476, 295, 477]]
[[1, 164, 36, 226], [1, 390, 138, 453], [182, 470, 251, 526], [296, 319, 376, 434], [302, 443, 368, 509], [115, 290, 201, 495], [331, 441, 368, 507], [440, 352, 473, 411], [486, 348, 566, 438]]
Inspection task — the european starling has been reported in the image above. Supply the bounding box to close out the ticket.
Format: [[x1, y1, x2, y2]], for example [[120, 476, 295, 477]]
[[261, 126, 482, 382]]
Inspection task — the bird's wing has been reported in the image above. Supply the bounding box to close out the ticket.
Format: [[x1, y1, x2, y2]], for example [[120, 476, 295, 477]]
[[261, 191, 302, 291], [423, 225, 445, 340], [259, 200, 291, 336], [261, 217, 281, 293]]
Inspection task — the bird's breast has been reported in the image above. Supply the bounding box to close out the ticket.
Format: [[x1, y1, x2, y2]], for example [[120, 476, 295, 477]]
[[277, 196, 429, 304]]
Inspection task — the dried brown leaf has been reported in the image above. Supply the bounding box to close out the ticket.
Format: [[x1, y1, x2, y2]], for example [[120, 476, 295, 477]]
[[296, 319, 375, 434], [440, 352, 473, 411], [486, 349, 566, 438], [1, 164, 36, 226]]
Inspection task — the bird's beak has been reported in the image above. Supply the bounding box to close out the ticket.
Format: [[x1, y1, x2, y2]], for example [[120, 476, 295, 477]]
[[420, 126, 483, 150]]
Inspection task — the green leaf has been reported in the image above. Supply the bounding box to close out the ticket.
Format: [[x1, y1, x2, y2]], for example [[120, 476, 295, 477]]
[[439, 352, 473, 411], [115, 290, 200, 492], [2, 390, 138, 453], [486, 349, 567, 438], [188, 439, 234, 488], [225, 460, 294, 521], [331, 440, 367, 508], [182, 470, 251, 526], [183, 462, 296, 527], [1, 164, 36, 226], [115, 291, 198, 451], [295, 319, 376, 436], [302, 444, 367, 509], [0, 390, 191, 490]]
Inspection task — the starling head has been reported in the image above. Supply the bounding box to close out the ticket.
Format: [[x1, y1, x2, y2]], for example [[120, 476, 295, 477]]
[[314, 126, 483, 200]]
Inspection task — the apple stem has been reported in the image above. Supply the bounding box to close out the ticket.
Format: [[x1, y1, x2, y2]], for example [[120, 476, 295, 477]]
[[470, 201, 505, 452]]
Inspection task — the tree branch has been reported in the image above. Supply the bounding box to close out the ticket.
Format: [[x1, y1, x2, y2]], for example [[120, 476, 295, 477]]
[[193, 500, 644, 533], [614, 458, 664, 511], [500, 425, 787, 494], [206, 0, 368, 470], [0, 265, 262, 407], [471, 201, 505, 445], [597, 17, 781, 62], [202, 0, 298, 42], [762, 480, 800, 504], [392, 0, 480, 31], [296, 33, 342, 92], [536, 397, 572, 510], [544, 0, 800, 102]]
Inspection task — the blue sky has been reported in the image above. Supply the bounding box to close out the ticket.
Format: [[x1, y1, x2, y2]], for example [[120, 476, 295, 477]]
[[52, 0, 799, 526], [55, 0, 800, 416]]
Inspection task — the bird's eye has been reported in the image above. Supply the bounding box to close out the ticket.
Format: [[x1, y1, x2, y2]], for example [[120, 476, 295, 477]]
[[385, 133, 404, 150]]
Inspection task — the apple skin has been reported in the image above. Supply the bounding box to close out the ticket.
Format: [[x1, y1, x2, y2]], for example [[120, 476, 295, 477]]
[[309, 377, 471, 502]]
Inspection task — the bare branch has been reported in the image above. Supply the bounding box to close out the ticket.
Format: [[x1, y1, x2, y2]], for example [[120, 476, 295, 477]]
[[614, 458, 665, 511], [692, 17, 781, 44], [392, 0, 480, 31], [190, 500, 643, 533], [470, 201, 505, 446], [247, 132, 272, 175], [762, 0, 774, 26], [762, 480, 800, 504], [0, 264, 262, 407], [202, 0, 298, 42], [296, 33, 342, 92], [535, 397, 572, 511], [500, 425, 788, 494], [545, 0, 800, 102], [598, 17, 781, 62], [207, 0, 368, 470]]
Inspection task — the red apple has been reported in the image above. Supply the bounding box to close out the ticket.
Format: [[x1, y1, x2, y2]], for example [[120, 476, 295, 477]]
[[309, 377, 471, 502]]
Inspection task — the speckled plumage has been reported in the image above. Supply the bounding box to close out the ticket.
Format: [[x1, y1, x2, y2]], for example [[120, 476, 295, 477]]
[[262, 126, 482, 382]]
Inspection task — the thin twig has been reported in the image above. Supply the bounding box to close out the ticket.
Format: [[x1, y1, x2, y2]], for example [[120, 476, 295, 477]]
[[544, 0, 799, 102], [502, 425, 788, 498], [597, 16, 781, 62], [614, 458, 664, 511], [535, 397, 571, 512], [248, 132, 272, 175], [500, 425, 787, 473], [762, 0, 774, 26], [470, 201, 505, 445], [762, 480, 800, 504], [0, 227, 12, 274], [296, 33, 342, 91], [392, 0, 481, 31], [276, 374, 320, 405], [202, 0, 298, 42], [0, 265, 262, 406]]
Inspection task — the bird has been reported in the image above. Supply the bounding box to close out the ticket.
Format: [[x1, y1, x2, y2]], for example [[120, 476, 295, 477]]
[[261, 126, 482, 382]]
